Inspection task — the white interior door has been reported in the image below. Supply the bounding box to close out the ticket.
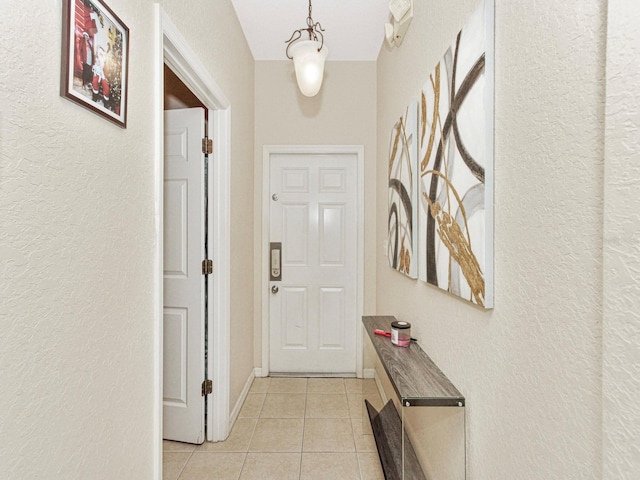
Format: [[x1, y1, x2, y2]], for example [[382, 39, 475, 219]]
[[163, 108, 206, 444], [269, 152, 358, 374]]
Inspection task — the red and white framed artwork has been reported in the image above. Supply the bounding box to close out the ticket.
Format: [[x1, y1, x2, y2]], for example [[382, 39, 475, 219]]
[[61, 0, 129, 128]]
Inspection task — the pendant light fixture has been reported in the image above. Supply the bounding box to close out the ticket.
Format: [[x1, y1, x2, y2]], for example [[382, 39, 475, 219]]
[[285, 0, 328, 97]]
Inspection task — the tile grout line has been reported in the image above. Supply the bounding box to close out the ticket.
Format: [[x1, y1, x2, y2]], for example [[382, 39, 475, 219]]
[[299, 381, 310, 479], [351, 380, 362, 479], [175, 450, 194, 480], [237, 376, 268, 479], [352, 409, 364, 480], [234, 452, 248, 480], [236, 408, 260, 479]]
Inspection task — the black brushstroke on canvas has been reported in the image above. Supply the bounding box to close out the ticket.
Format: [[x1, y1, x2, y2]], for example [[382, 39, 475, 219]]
[[388, 177, 412, 270], [451, 35, 485, 184], [388, 203, 399, 269]]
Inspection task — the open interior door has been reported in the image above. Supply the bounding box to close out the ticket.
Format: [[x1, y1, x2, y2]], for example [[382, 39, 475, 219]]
[[163, 108, 206, 444]]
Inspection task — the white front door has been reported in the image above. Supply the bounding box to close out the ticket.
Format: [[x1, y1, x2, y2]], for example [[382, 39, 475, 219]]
[[269, 152, 358, 374], [163, 108, 206, 444]]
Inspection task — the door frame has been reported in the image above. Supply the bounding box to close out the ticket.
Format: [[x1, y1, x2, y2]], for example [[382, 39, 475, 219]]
[[261, 145, 365, 378], [153, 5, 232, 474]]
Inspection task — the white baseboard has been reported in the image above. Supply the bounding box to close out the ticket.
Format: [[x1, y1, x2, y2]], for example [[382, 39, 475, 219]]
[[254, 367, 268, 378], [228, 368, 256, 431], [373, 369, 388, 404], [363, 368, 375, 379]]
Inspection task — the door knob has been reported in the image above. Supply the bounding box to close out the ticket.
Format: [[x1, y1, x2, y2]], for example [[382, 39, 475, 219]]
[[271, 285, 279, 294]]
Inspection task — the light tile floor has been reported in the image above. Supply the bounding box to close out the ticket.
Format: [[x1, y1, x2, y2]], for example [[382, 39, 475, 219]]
[[163, 377, 385, 480]]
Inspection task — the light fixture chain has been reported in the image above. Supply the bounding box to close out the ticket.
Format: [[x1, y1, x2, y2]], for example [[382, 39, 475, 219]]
[[306, 0, 315, 39], [284, 0, 325, 59]]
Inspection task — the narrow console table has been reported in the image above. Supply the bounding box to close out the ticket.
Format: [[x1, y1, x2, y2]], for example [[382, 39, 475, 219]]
[[363, 315, 465, 480]]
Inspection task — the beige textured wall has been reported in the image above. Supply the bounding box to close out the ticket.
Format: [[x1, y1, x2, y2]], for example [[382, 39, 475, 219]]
[[376, 0, 605, 478], [253, 61, 377, 372], [0, 0, 253, 477], [603, 2, 640, 478]]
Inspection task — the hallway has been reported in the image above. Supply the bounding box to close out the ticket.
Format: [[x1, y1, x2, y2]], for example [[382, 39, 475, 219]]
[[163, 377, 385, 479]]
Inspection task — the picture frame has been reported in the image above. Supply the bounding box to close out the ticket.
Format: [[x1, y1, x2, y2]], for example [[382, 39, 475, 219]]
[[387, 101, 419, 279], [418, 0, 494, 308], [61, 0, 129, 128]]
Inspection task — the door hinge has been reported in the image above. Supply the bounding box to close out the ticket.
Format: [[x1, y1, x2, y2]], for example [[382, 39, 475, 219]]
[[201, 379, 213, 397], [202, 137, 213, 155], [202, 259, 213, 275]]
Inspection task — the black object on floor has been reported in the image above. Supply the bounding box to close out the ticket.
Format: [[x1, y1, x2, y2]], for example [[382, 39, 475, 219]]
[[366, 399, 427, 480]]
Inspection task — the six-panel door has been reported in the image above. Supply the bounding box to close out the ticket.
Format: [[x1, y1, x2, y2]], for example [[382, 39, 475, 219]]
[[269, 153, 358, 374]]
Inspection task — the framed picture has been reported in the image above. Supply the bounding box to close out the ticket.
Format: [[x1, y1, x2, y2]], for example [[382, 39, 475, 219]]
[[61, 0, 129, 128]]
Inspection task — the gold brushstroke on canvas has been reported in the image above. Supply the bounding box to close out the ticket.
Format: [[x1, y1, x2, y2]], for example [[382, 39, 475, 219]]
[[400, 109, 413, 187], [429, 66, 453, 225], [399, 242, 411, 275], [421, 64, 440, 172], [397, 111, 413, 274], [422, 63, 456, 287], [388, 119, 403, 178], [420, 92, 427, 145], [422, 170, 485, 307]]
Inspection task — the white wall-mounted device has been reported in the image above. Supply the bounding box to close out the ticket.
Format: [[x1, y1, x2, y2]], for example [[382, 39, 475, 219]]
[[384, 0, 413, 47]]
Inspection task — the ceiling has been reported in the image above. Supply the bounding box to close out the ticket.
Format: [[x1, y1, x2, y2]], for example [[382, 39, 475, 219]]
[[231, 0, 390, 61]]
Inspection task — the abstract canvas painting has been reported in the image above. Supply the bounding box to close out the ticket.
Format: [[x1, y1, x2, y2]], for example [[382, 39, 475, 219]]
[[418, 0, 494, 307], [388, 101, 419, 279]]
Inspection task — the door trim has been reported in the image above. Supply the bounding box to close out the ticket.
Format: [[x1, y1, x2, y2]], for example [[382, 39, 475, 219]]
[[261, 145, 365, 378], [154, 6, 231, 473]]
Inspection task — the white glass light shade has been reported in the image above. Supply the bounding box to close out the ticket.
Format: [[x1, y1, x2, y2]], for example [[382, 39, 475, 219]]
[[289, 40, 328, 97]]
